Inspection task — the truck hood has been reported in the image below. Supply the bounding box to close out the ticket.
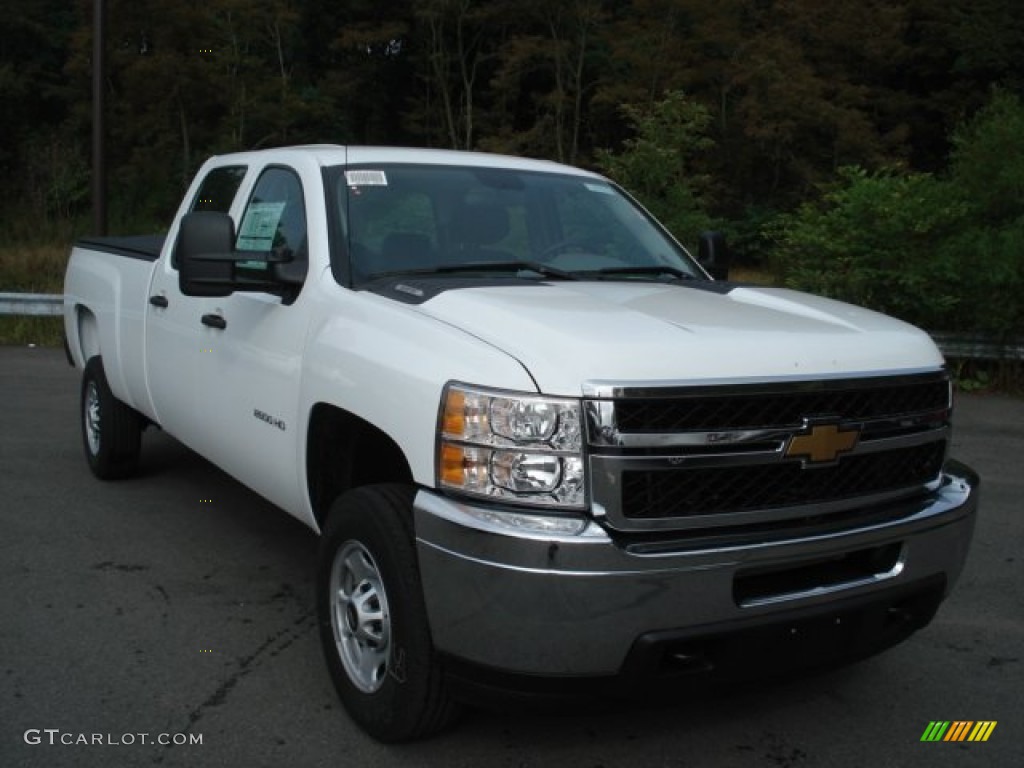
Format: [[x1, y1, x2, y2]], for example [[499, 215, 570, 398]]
[[411, 281, 944, 395]]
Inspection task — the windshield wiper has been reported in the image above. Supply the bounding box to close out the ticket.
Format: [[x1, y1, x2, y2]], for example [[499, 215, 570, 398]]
[[576, 265, 696, 281], [376, 261, 580, 281]]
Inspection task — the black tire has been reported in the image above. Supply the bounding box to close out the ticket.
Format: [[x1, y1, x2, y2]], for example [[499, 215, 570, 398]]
[[81, 356, 142, 480], [317, 484, 459, 742]]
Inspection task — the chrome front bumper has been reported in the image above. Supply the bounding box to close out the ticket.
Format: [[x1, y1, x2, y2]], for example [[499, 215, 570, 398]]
[[414, 462, 978, 677]]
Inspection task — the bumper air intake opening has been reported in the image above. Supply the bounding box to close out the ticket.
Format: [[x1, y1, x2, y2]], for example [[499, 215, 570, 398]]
[[733, 542, 903, 607]]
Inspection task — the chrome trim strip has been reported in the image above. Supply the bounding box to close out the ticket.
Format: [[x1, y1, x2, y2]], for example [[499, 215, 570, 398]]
[[590, 453, 946, 532], [415, 490, 608, 543], [585, 404, 949, 449], [588, 426, 947, 463], [601, 487, 935, 532], [841, 427, 949, 456], [737, 552, 907, 608], [582, 367, 949, 399], [617, 469, 974, 557]]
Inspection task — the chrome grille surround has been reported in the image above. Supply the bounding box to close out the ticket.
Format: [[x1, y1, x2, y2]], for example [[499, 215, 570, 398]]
[[583, 370, 952, 533]]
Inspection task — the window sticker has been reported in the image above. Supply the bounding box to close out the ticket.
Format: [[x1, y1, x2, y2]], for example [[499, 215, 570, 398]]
[[236, 201, 286, 251], [345, 170, 388, 187], [584, 182, 614, 195]]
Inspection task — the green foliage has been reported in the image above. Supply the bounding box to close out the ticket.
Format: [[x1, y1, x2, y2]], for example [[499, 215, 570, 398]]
[[941, 218, 1024, 336], [770, 89, 1024, 337], [0, 317, 65, 348], [0, 0, 1019, 239], [955, 367, 990, 393], [596, 92, 719, 249], [0, 244, 69, 293], [718, 205, 780, 267], [0, 242, 68, 347], [951, 89, 1024, 224], [770, 167, 968, 327]]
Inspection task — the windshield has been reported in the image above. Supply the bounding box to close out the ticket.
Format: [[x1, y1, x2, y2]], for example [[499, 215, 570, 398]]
[[330, 163, 702, 285]]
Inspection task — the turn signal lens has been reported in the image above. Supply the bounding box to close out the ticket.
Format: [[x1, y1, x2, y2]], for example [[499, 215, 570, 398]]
[[442, 389, 466, 437], [440, 444, 466, 487]]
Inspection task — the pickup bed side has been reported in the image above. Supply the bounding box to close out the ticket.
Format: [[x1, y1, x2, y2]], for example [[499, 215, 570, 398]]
[[64, 236, 164, 422]]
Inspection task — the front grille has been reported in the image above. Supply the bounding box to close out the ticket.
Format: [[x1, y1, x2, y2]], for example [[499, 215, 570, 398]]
[[621, 441, 946, 519], [586, 371, 952, 533], [614, 378, 949, 432]]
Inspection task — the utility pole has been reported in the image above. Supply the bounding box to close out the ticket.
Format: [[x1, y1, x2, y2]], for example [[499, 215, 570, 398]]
[[92, 0, 107, 235]]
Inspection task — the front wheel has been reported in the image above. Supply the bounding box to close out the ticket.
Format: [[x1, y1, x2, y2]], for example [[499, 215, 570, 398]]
[[317, 484, 459, 742], [81, 356, 142, 480]]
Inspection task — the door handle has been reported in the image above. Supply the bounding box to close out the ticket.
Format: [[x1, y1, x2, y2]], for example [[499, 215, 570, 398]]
[[149, 295, 169, 308], [201, 313, 227, 330]]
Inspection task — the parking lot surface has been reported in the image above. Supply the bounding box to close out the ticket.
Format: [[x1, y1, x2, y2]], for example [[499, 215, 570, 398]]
[[1, 347, 1021, 767]]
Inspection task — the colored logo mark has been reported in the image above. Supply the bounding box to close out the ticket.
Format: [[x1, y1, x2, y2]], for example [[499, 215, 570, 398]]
[[785, 422, 859, 465], [920, 721, 997, 742]]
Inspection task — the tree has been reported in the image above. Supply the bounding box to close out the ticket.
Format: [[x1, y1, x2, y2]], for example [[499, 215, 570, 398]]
[[412, 0, 500, 149], [771, 91, 1024, 337], [597, 91, 718, 248], [0, 0, 82, 231], [484, 0, 605, 163], [945, 90, 1024, 336]]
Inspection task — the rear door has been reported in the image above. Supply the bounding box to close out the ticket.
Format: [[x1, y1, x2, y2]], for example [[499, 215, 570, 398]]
[[144, 164, 249, 452]]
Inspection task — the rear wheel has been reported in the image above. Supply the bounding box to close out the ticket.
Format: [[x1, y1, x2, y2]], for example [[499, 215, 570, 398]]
[[81, 356, 142, 479], [317, 484, 459, 742]]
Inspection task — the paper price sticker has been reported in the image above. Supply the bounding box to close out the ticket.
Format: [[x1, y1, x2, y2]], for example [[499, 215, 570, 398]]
[[345, 170, 388, 187]]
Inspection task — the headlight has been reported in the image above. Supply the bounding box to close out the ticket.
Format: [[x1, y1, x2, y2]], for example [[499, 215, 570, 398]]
[[437, 383, 585, 509]]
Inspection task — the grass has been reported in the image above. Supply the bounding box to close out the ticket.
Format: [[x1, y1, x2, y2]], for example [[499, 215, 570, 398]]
[[0, 316, 65, 347], [0, 243, 68, 347], [0, 243, 68, 293]]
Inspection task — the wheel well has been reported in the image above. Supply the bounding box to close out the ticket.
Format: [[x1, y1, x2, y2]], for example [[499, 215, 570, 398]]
[[77, 306, 100, 365], [306, 403, 415, 530]]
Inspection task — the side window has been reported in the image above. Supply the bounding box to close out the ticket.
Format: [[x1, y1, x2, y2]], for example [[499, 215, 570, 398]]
[[236, 168, 307, 256], [190, 166, 247, 212], [174, 165, 247, 268], [234, 166, 309, 289]]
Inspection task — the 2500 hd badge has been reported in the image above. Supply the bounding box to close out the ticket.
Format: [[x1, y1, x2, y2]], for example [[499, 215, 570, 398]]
[[253, 408, 286, 431]]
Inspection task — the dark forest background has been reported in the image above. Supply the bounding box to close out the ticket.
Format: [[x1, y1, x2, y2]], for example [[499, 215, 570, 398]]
[[1, 0, 1022, 337]]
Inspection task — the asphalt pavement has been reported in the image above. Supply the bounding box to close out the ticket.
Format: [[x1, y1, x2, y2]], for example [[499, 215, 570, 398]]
[[1, 347, 1021, 767]]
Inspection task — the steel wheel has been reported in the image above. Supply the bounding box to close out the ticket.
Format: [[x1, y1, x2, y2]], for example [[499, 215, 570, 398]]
[[80, 356, 142, 480], [330, 540, 392, 693], [317, 484, 459, 741], [84, 379, 101, 455]]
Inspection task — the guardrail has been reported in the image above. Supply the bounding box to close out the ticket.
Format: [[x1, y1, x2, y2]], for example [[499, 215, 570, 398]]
[[1, 292, 1022, 361], [927, 332, 1024, 362], [0, 292, 63, 317]]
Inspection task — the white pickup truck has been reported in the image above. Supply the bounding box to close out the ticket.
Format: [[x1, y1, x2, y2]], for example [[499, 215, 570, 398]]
[[64, 145, 978, 741]]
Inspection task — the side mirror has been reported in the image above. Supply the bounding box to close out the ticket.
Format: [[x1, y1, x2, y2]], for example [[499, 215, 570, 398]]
[[698, 230, 730, 281], [177, 212, 294, 297], [177, 212, 236, 297]]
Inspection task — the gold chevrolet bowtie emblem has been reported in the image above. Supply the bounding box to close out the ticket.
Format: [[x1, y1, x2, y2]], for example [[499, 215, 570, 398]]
[[785, 423, 859, 465]]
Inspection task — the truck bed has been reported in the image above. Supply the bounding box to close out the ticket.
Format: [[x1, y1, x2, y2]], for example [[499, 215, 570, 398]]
[[65, 235, 165, 421]]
